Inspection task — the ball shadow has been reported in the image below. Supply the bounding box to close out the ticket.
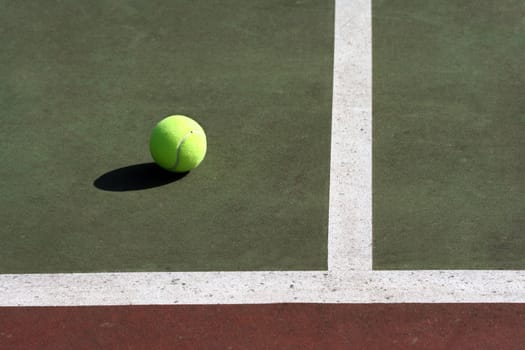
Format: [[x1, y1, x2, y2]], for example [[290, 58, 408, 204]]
[[94, 162, 188, 192]]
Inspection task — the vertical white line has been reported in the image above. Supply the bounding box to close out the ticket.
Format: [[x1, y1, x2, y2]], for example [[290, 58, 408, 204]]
[[328, 0, 372, 272]]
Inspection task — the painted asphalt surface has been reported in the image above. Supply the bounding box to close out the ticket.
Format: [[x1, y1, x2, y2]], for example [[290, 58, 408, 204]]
[[1, 0, 524, 348], [2, 304, 525, 349]]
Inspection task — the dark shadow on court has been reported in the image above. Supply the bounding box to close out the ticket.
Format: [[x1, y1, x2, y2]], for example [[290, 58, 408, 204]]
[[94, 163, 188, 191]]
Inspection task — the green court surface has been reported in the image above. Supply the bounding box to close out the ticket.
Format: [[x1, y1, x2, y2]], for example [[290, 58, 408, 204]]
[[0, 1, 334, 273], [373, 0, 525, 269], [2, 0, 524, 274]]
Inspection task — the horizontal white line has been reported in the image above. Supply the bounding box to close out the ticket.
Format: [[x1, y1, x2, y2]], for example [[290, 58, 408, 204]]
[[1, 270, 525, 306]]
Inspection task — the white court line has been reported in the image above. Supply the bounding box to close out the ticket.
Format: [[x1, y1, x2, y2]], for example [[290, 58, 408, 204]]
[[1, 0, 524, 306], [328, 0, 372, 272]]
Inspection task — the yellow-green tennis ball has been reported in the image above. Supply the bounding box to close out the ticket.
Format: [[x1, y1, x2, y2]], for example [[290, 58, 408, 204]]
[[149, 115, 207, 173]]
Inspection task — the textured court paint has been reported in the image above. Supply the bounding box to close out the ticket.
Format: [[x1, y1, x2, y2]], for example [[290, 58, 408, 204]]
[[373, 0, 525, 269], [0, 0, 334, 273], [328, 0, 372, 271], [1, 304, 525, 349], [2, 270, 525, 306]]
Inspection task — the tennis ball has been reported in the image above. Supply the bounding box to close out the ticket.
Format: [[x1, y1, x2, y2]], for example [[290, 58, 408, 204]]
[[149, 115, 207, 172]]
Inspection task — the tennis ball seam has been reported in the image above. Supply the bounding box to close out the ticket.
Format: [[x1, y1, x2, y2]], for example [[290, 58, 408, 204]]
[[170, 129, 203, 172]]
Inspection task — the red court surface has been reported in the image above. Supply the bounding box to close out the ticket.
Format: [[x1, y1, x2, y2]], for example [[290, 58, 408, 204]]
[[1, 303, 524, 349]]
